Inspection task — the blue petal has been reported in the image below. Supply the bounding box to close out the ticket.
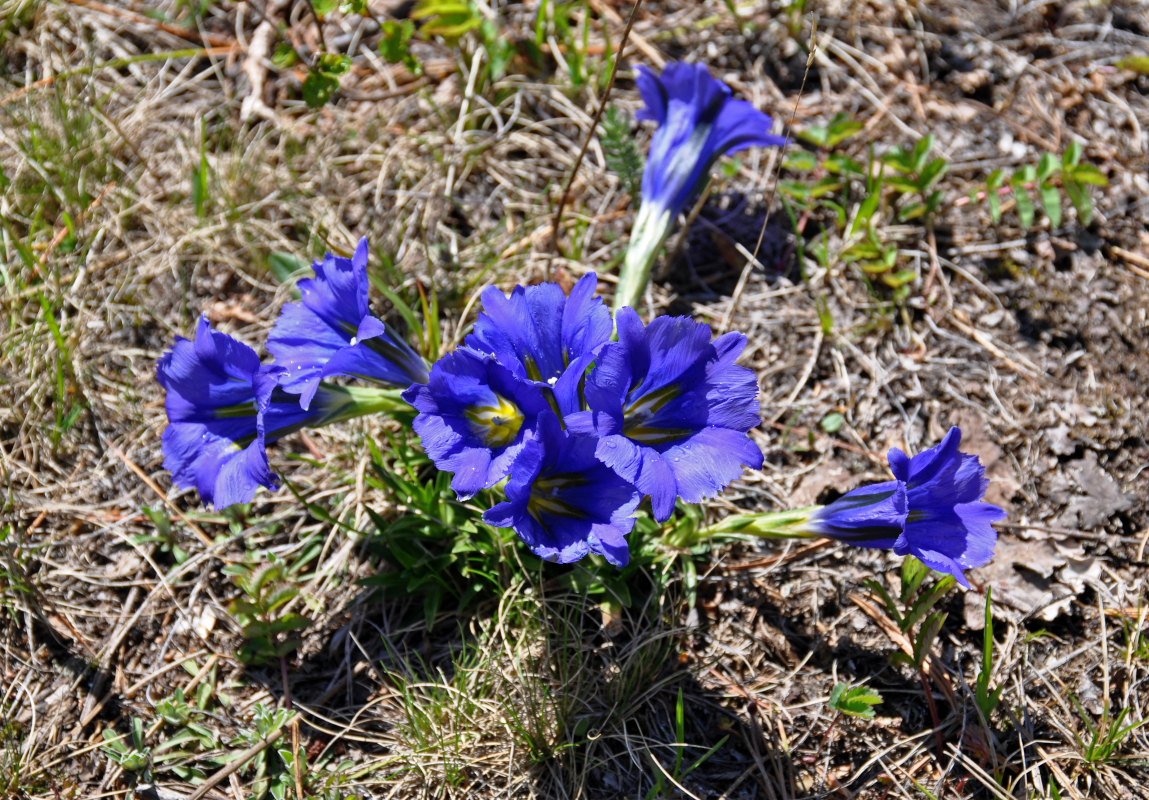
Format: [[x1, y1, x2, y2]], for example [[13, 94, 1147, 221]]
[[808, 481, 906, 548], [467, 275, 611, 386], [634, 65, 667, 124], [156, 320, 282, 509], [485, 413, 640, 565], [595, 434, 677, 522], [405, 348, 548, 499], [661, 426, 764, 504], [892, 427, 962, 488], [637, 62, 785, 222], [267, 237, 426, 408], [706, 96, 788, 156]]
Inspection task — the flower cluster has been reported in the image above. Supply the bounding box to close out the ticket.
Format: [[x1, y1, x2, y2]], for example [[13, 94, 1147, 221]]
[[404, 273, 763, 567], [711, 428, 1005, 587], [156, 238, 424, 509]]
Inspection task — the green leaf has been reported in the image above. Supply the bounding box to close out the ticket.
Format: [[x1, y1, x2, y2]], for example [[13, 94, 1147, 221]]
[[784, 150, 819, 171], [819, 412, 844, 434], [379, 19, 421, 74], [1039, 181, 1061, 228], [1011, 171, 1035, 228], [1066, 163, 1108, 186], [850, 191, 881, 237], [985, 169, 1004, 224], [302, 69, 340, 108], [918, 157, 948, 191], [1063, 177, 1092, 225], [311, 0, 338, 17], [191, 155, 208, 218], [315, 52, 351, 76], [829, 682, 883, 719], [271, 42, 297, 68], [1036, 151, 1059, 182], [912, 611, 946, 667], [796, 125, 829, 148], [267, 251, 310, 284], [824, 113, 864, 147], [1062, 140, 1083, 169]]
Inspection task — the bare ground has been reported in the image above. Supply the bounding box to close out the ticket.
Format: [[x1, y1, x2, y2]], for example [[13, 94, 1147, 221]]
[[2, 1, 1149, 798]]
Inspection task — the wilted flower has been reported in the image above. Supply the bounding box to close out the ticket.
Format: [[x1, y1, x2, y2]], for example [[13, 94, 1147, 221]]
[[158, 316, 406, 509], [567, 306, 762, 522], [615, 62, 787, 310], [403, 348, 550, 499], [484, 412, 641, 567], [267, 237, 428, 410]]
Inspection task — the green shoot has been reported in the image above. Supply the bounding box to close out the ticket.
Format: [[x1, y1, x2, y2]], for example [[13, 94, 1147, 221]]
[[828, 682, 883, 719], [973, 587, 1003, 721]]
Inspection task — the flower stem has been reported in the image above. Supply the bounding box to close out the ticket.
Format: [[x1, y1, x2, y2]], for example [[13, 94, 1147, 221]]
[[614, 203, 672, 312], [316, 384, 410, 425], [700, 507, 822, 540]]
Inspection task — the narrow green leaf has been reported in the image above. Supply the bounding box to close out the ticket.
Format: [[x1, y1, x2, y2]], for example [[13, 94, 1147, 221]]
[[985, 169, 1004, 224], [1039, 181, 1061, 228], [1011, 173, 1035, 228], [1063, 140, 1083, 169], [1066, 163, 1108, 186], [1063, 177, 1092, 225]]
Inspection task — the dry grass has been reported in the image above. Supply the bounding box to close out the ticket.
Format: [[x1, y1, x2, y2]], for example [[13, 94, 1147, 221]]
[[3, 0, 1149, 798]]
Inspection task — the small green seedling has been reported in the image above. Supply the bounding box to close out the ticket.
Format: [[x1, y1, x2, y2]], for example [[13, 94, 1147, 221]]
[[973, 587, 1003, 720], [828, 682, 883, 719]]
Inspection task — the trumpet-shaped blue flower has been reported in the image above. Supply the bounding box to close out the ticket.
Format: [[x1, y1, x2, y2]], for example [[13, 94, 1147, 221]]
[[568, 306, 762, 522], [465, 272, 612, 410], [267, 237, 428, 409], [615, 62, 787, 309], [484, 412, 641, 567], [806, 427, 1004, 587], [157, 316, 352, 509], [403, 348, 551, 499]]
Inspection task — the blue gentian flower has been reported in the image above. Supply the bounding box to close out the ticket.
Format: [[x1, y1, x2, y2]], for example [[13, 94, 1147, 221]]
[[567, 306, 762, 522], [157, 316, 354, 509], [402, 348, 551, 499], [465, 272, 612, 410], [615, 62, 787, 310], [806, 427, 1005, 587], [267, 237, 428, 409], [483, 412, 641, 566]]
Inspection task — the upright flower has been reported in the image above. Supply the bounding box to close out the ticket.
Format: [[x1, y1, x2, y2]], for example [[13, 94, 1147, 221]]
[[709, 427, 1005, 587], [615, 62, 787, 310], [567, 306, 763, 522], [267, 237, 428, 409], [158, 316, 406, 509], [402, 348, 551, 499], [465, 272, 612, 410], [483, 412, 641, 567]]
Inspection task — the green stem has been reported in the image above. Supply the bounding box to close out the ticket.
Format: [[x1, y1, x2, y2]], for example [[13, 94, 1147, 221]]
[[613, 203, 672, 311], [700, 506, 822, 540], [317, 384, 411, 424]]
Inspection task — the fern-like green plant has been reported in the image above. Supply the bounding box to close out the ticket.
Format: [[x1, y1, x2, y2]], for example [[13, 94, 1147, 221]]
[[601, 106, 643, 200]]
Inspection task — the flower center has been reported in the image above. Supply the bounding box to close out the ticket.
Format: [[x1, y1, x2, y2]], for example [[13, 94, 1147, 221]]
[[527, 473, 586, 519], [622, 384, 687, 445], [464, 394, 524, 448]]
